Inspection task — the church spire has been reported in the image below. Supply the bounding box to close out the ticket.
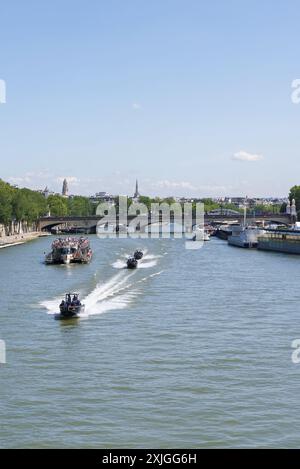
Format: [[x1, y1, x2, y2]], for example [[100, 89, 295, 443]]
[[133, 179, 140, 199]]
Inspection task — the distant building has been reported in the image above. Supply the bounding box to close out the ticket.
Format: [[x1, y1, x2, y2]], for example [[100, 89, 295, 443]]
[[62, 178, 68, 197], [96, 191, 109, 198], [133, 179, 140, 201], [35, 186, 55, 198], [178, 197, 194, 203], [43, 186, 50, 198], [89, 191, 115, 205]]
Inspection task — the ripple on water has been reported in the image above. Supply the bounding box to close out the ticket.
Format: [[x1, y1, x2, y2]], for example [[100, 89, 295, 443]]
[[1, 237, 300, 448]]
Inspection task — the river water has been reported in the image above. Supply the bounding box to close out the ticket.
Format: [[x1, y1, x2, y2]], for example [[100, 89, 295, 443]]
[[1, 235, 300, 448]]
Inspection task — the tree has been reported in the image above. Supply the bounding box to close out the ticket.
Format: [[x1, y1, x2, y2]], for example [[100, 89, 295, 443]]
[[47, 195, 69, 216], [68, 196, 93, 216], [138, 196, 152, 210], [289, 186, 300, 213], [0, 179, 14, 225], [199, 198, 219, 213], [0, 191, 13, 225], [280, 202, 287, 213]]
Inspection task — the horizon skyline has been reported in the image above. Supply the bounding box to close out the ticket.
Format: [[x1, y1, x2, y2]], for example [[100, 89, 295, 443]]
[[5, 173, 290, 200]]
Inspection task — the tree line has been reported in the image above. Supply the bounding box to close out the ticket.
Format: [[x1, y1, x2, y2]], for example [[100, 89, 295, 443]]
[[0, 179, 95, 226], [0, 178, 289, 228], [289, 186, 300, 214], [0, 179, 48, 226]]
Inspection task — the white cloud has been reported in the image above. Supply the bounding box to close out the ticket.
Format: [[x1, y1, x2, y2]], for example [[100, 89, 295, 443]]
[[132, 103, 142, 110], [8, 176, 31, 185], [232, 150, 263, 162], [154, 180, 197, 191], [8, 170, 52, 186], [197, 184, 233, 193]]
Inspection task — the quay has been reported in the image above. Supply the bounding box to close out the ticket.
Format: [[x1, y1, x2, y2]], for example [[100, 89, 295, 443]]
[[0, 232, 51, 249]]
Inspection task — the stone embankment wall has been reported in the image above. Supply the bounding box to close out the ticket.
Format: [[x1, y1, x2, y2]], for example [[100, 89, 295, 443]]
[[0, 221, 38, 238]]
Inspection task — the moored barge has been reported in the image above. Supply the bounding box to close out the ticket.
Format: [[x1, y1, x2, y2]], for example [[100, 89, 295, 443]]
[[257, 229, 300, 254]]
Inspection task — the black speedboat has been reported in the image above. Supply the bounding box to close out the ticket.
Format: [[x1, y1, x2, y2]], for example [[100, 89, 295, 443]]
[[126, 257, 138, 269], [133, 249, 143, 260], [55, 293, 85, 320]]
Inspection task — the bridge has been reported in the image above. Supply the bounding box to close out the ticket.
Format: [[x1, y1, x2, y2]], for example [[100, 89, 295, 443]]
[[38, 213, 292, 232]]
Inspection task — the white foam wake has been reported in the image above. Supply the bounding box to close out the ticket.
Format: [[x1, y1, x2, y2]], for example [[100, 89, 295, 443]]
[[111, 259, 126, 269], [143, 254, 161, 260], [83, 271, 135, 311], [112, 250, 159, 269], [137, 260, 157, 268], [41, 253, 163, 319], [40, 296, 65, 315], [40, 271, 163, 318]]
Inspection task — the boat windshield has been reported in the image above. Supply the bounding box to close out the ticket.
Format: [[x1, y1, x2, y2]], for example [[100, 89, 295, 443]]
[[60, 248, 71, 255]]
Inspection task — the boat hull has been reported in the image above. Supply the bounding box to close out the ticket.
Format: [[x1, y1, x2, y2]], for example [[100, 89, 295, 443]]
[[55, 304, 85, 320], [257, 240, 300, 254], [127, 259, 138, 269], [228, 237, 258, 248], [215, 229, 232, 240], [54, 313, 80, 320]]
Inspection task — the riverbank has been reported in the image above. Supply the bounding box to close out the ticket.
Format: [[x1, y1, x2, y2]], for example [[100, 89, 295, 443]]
[[0, 231, 51, 249]]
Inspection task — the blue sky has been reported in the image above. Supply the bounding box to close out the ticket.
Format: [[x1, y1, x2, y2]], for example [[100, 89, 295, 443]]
[[0, 0, 300, 197]]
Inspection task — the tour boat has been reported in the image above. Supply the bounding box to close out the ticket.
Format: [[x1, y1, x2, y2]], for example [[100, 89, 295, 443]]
[[45, 237, 92, 265]]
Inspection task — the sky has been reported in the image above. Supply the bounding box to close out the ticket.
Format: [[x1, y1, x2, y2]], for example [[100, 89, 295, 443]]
[[0, 0, 300, 198]]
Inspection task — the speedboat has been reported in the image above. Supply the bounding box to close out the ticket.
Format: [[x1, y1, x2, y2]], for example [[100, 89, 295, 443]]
[[55, 293, 85, 320], [134, 249, 143, 260], [126, 257, 138, 269]]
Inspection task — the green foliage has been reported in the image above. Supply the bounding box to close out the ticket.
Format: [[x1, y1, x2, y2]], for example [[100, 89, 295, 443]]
[[138, 196, 152, 210], [47, 195, 68, 217], [280, 202, 287, 213], [0, 177, 289, 228], [289, 186, 300, 212], [0, 179, 47, 225], [199, 198, 219, 213], [0, 180, 13, 224], [162, 197, 176, 205], [127, 196, 177, 210], [253, 203, 280, 214], [13, 188, 48, 222], [68, 196, 93, 216]]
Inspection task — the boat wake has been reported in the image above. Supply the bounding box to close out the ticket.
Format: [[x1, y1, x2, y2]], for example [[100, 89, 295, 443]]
[[112, 249, 161, 269], [40, 296, 64, 314], [40, 268, 163, 319]]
